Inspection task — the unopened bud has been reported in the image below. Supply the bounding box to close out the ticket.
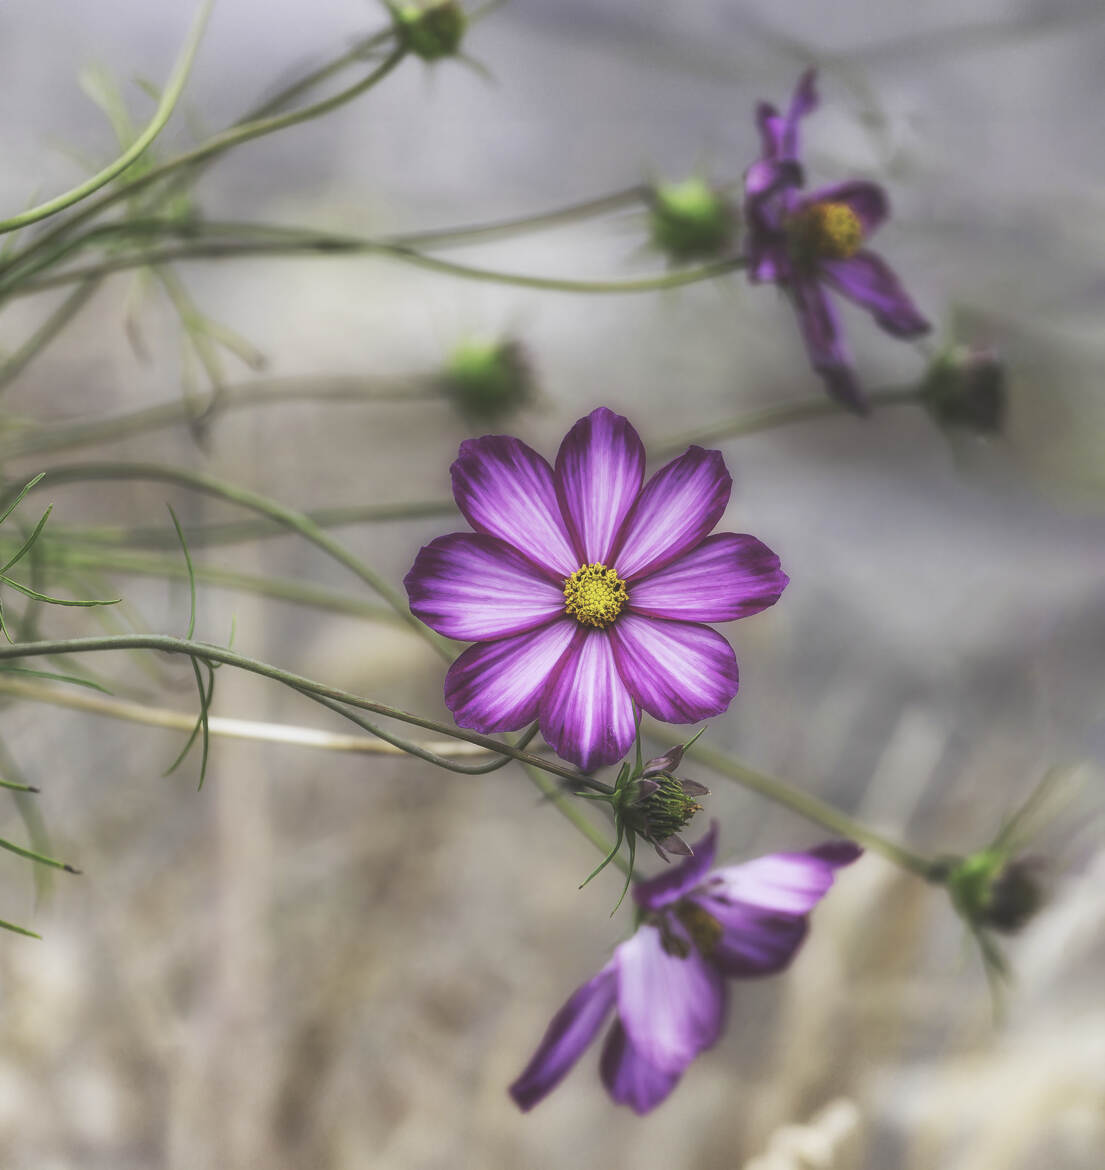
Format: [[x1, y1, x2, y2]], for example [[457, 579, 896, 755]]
[[442, 338, 535, 423], [947, 850, 1044, 935], [394, 1, 467, 61], [920, 346, 1006, 435], [648, 177, 737, 262]]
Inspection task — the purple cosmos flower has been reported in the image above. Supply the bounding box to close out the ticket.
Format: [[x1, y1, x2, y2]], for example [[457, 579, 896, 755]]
[[510, 822, 861, 1114], [404, 408, 788, 772], [744, 69, 930, 412]]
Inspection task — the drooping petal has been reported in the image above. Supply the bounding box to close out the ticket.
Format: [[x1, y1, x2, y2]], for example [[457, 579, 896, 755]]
[[629, 533, 788, 624], [555, 407, 645, 565], [445, 620, 576, 732], [509, 965, 617, 1112], [699, 843, 861, 916], [789, 274, 866, 412], [450, 435, 577, 578], [599, 1020, 681, 1114], [539, 628, 636, 771], [821, 250, 931, 338], [690, 895, 810, 977], [612, 448, 732, 581], [608, 615, 739, 724], [802, 180, 888, 237], [405, 533, 567, 641], [633, 821, 719, 912], [614, 924, 726, 1075]]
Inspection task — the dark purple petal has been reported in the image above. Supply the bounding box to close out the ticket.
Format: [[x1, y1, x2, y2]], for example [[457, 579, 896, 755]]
[[821, 250, 931, 338], [614, 924, 726, 1075], [539, 629, 636, 771], [801, 180, 889, 237], [608, 615, 739, 724], [782, 68, 819, 157], [633, 821, 719, 912], [612, 448, 732, 581], [509, 964, 617, 1112], [691, 895, 810, 977], [599, 1020, 681, 1114], [789, 274, 866, 412], [450, 435, 578, 578], [445, 621, 576, 732], [629, 533, 788, 624], [405, 533, 567, 641], [555, 408, 645, 565]]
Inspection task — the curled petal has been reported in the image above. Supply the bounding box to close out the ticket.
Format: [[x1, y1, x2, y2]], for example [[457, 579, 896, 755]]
[[405, 533, 567, 641], [821, 250, 931, 338], [613, 447, 732, 581], [633, 820, 719, 912], [629, 533, 788, 624], [539, 629, 636, 771], [789, 275, 865, 413], [509, 965, 617, 1112], [555, 407, 645, 565], [802, 180, 888, 237], [756, 69, 818, 161], [614, 924, 726, 1075], [451, 435, 577, 578], [698, 843, 861, 916], [445, 621, 576, 732], [599, 1020, 681, 1114], [609, 615, 739, 725]]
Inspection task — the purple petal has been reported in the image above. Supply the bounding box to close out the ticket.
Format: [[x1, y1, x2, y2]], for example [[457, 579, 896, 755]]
[[633, 821, 719, 912], [690, 894, 810, 977], [614, 924, 726, 1075], [612, 448, 732, 581], [782, 68, 819, 157], [696, 843, 861, 916], [789, 275, 866, 412], [629, 533, 789, 624], [509, 964, 617, 1112], [821, 250, 931, 338], [539, 629, 636, 771], [405, 533, 567, 641], [608, 615, 739, 724], [755, 101, 785, 161], [599, 1021, 681, 1114], [555, 408, 645, 565], [802, 180, 888, 237], [451, 435, 578, 578], [445, 620, 576, 732]]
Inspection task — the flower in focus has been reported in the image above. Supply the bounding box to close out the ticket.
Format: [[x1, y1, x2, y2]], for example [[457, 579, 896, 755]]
[[510, 823, 861, 1114], [404, 408, 788, 771], [743, 70, 930, 412]]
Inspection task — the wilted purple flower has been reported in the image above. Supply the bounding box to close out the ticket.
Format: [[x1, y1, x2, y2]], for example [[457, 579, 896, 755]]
[[744, 69, 930, 411], [510, 823, 861, 1114], [405, 408, 787, 771]]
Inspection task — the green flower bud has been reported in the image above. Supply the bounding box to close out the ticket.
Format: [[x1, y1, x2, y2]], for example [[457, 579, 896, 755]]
[[394, 1, 467, 61], [920, 346, 1006, 436], [946, 850, 1044, 935], [620, 771, 709, 861], [648, 177, 737, 262], [443, 338, 535, 423]]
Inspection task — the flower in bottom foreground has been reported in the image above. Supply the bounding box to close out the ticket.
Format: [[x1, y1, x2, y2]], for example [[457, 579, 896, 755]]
[[404, 407, 788, 771], [509, 823, 860, 1114]]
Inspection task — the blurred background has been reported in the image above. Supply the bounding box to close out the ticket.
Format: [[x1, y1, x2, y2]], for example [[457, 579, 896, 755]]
[[0, 1, 1104, 1166]]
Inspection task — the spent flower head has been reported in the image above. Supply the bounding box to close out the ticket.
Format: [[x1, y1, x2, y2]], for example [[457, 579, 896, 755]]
[[742, 70, 930, 412], [510, 823, 861, 1114], [404, 407, 788, 772]]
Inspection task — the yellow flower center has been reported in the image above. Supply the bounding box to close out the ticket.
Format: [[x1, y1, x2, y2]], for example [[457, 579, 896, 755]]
[[789, 200, 863, 264], [563, 562, 628, 629]]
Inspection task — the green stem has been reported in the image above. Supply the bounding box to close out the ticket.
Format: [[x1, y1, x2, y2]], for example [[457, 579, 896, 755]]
[[683, 738, 940, 879], [0, 0, 213, 234], [520, 760, 626, 874], [0, 279, 101, 393]]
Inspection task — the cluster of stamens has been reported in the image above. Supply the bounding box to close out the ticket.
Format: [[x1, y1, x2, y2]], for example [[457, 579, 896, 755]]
[[788, 200, 864, 265], [563, 562, 628, 628], [655, 902, 723, 960]]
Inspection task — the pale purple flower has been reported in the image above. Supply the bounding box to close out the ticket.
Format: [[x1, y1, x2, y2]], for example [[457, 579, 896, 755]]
[[510, 823, 861, 1114], [404, 408, 788, 772], [744, 69, 930, 411]]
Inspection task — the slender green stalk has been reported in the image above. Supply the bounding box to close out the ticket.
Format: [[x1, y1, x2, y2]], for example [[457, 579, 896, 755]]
[[520, 760, 626, 874], [0, 279, 101, 393], [683, 737, 940, 879], [0, 0, 213, 234]]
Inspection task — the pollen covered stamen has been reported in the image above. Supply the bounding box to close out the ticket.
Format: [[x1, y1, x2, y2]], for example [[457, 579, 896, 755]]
[[789, 200, 864, 264], [563, 562, 628, 628]]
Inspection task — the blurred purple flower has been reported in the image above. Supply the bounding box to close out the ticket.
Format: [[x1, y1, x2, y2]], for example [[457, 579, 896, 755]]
[[510, 823, 861, 1114], [744, 69, 930, 412], [404, 408, 787, 772]]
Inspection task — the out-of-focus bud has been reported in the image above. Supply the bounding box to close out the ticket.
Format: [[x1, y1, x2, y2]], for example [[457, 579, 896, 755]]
[[647, 177, 738, 262], [920, 345, 1006, 435], [393, 1, 467, 61], [946, 850, 1045, 935], [442, 337, 535, 423]]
